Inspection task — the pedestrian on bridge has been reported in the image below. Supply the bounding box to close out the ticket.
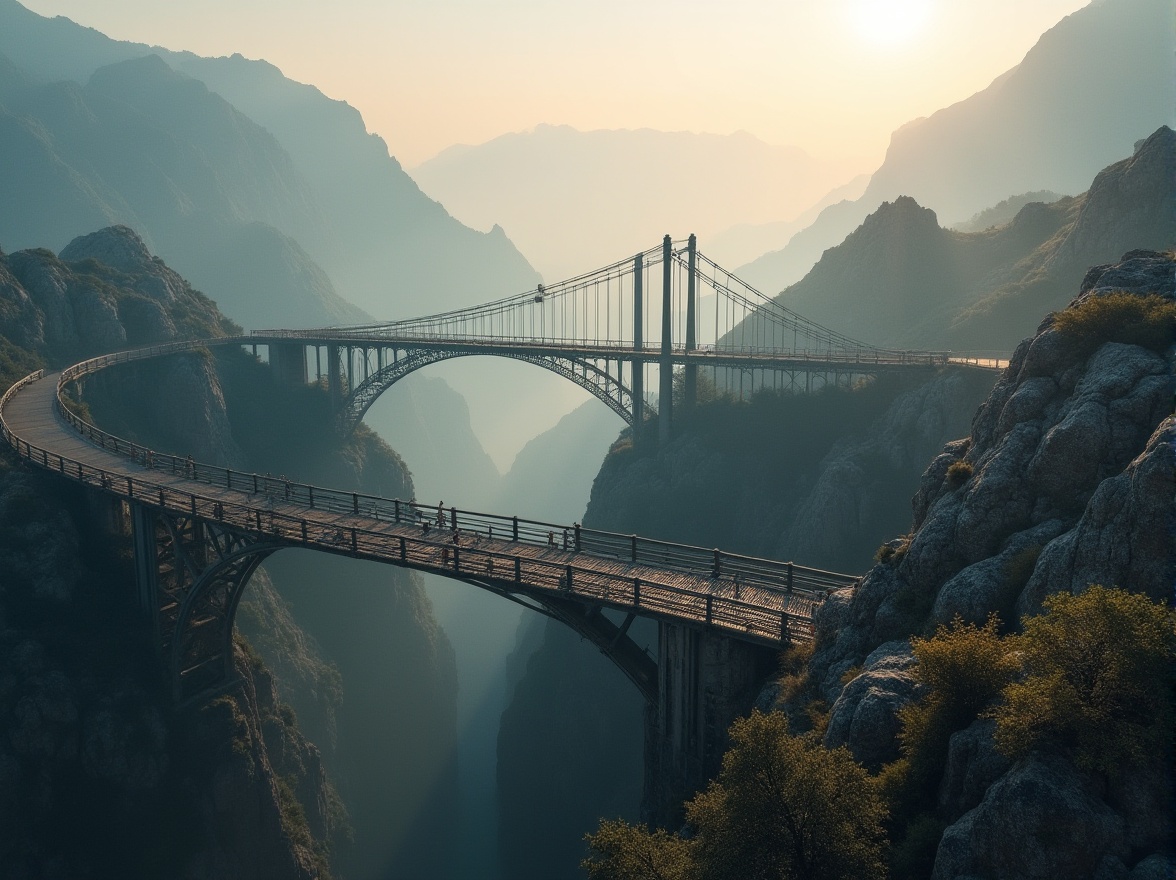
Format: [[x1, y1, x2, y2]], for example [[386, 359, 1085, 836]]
[[437, 501, 445, 527]]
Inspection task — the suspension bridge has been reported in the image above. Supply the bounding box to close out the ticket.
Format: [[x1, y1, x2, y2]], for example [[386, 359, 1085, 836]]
[[0, 236, 1004, 820], [250, 235, 1002, 442]]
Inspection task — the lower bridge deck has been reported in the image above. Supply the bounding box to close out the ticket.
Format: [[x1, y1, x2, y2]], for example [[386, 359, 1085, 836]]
[[2, 366, 851, 650]]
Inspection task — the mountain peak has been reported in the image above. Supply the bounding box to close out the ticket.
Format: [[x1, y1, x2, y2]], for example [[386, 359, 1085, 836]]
[[60, 225, 154, 274]]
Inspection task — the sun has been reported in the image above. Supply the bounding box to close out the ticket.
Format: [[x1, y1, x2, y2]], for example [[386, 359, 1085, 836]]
[[847, 0, 934, 47]]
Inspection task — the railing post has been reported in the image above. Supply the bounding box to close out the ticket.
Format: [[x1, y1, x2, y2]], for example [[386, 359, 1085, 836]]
[[787, 563, 794, 593], [633, 578, 641, 606], [512, 516, 519, 542], [706, 593, 713, 624], [226, 469, 232, 488], [514, 557, 522, 583], [394, 499, 400, 522], [631, 534, 638, 562], [399, 536, 407, 561], [450, 507, 457, 531], [565, 565, 573, 591], [255, 509, 262, 531], [253, 474, 258, 493], [574, 523, 581, 552], [713, 549, 721, 578], [302, 520, 308, 542], [308, 486, 315, 509], [127, 477, 134, 498]]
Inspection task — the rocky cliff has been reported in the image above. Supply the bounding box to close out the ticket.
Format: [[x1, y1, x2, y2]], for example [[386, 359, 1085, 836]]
[[807, 250, 1174, 878], [0, 227, 462, 878]]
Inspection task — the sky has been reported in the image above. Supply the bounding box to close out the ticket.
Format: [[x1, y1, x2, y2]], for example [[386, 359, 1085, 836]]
[[21, 0, 1090, 169]]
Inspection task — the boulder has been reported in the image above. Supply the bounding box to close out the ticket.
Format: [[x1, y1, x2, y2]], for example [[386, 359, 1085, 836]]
[[932, 754, 1128, 880], [823, 640, 921, 771]]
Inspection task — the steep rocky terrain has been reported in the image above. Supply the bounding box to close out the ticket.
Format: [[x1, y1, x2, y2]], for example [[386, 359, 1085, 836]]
[[807, 250, 1174, 877], [0, 227, 463, 878], [737, 0, 1175, 295], [496, 365, 997, 878], [732, 127, 1175, 353], [0, 229, 340, 876]]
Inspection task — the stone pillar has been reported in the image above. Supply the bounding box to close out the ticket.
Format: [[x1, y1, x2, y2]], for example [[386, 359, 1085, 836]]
[[268, 342, 307, 387], [642, 623, 775, 827]]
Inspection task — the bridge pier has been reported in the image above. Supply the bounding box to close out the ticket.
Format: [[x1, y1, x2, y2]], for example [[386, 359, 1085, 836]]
[[643, 621, 776, 827], [268, 342, 308, 387], [130, 501, 278, 704], [327, 344, 342, 411]]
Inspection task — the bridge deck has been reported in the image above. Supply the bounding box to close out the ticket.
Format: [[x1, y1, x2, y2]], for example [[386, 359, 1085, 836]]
[[3, 368, 837, 647]]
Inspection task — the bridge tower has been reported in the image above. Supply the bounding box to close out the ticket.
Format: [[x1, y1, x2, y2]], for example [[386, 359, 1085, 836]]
[[632, 253, 645, 433], [659, 235, 673, 446], [683, 234, 698, 411]]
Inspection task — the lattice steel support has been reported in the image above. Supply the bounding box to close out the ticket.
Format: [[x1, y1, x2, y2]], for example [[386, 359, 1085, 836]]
[[131, 502, 280, 705]]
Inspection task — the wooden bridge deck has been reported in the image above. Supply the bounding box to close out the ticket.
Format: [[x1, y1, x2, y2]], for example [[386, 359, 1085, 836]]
[[2, 365, 850, 648]]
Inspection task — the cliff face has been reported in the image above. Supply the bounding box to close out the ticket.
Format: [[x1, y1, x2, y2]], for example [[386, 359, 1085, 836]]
[[0, 227, 461, 878], [808, 250, 1174, 877]]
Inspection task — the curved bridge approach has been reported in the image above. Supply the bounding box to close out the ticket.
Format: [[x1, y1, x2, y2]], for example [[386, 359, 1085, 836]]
[[1, 338, 858, 708]]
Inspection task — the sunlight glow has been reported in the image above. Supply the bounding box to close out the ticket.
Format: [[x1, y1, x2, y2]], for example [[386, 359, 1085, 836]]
[[848, 0, 934, 47]]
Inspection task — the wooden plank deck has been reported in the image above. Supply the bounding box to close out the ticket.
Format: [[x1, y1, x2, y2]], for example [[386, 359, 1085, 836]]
[[3, 370, 834, 646]]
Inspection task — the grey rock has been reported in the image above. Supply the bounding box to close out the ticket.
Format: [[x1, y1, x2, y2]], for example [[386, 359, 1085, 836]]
[[931, 519, 1065, 626], [937, 719, 1012, 823], [1128, 854, 1176, 880], [932, 754, 1128, 880], [823, 640, 921, 771]]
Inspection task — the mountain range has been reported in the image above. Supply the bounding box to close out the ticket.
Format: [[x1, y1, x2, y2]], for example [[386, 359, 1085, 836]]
[[736, 0, 1176, 296], [0, 0, 540, 326], [735, 126, 1176, 353], [411, 124, 863, 281]]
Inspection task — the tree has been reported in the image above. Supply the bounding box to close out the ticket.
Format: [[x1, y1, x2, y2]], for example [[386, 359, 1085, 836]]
[[584, 712, 887, 880], [688, 712, 887, 880], [993, 585, 1176, 774], [582, 820, 691, 880]]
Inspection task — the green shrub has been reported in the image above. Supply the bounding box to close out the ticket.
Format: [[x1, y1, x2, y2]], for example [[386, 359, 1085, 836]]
[[993, 585, 1176, 774], [883, 616, 1018, 824], [1051, 292, 1176, 355]]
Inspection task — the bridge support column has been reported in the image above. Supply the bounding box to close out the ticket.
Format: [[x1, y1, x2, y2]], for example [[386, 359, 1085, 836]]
[[268, 343, 307, 387], [643, 622, 775, 827], [683, 233, 697, 411], [632, 252, 645, 435], [327, 344, 342, 411], [659, 234, 673, 446]]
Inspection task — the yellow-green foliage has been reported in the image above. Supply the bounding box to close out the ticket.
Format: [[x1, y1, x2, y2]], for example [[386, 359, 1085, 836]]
[[1052, 292, 1176, 354], [993, 586, 1176, 774], [582, 820, 692, 880], [944, 459, 973, 488], [883, 617, 1019, 837], [584, 712, 888, 880]]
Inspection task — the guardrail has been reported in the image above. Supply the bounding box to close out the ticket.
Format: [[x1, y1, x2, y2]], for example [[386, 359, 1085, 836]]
[[1, 339, 867, 644], [51, 340, 856, 600]]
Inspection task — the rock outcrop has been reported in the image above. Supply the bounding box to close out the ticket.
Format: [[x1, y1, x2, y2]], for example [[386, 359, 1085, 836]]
[[808, 250, 1174, 878]]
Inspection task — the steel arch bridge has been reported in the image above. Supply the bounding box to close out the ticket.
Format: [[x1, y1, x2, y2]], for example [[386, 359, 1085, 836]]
[[252, 236, 1002, 443]]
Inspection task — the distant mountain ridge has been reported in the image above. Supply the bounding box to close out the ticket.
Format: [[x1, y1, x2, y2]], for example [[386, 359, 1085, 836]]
[[411, 123, 862, 281], [736, 0, 1176, 296], [0, 0, 540, 324], [741, 126, 1176, 352]]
